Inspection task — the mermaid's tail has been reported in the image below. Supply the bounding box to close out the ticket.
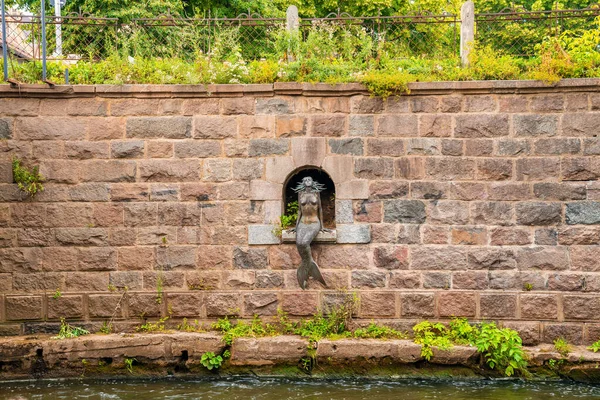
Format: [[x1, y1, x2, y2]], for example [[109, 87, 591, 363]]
[[296, 221, 327, 289], [297, 258, 326, 289]]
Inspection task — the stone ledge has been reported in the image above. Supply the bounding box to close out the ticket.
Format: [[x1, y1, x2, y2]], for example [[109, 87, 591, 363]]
[[2, 333, 600, 382], [0, 78, 598, 98]]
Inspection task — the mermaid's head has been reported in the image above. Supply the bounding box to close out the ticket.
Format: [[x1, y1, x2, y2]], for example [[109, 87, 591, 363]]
[[293, 176, 326, 193]]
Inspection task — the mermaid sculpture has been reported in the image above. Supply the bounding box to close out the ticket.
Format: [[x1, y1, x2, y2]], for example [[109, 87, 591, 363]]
[[291, 176, 328, 289]]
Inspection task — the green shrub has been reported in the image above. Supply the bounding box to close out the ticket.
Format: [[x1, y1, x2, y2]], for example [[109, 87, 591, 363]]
[[52, 318, 90, 339], [200, 351, 224, 370], [554, 337, 571, 357], [475, 322, 527, 377], [588, 339, 600, 353], [12, 158, 44, 197]]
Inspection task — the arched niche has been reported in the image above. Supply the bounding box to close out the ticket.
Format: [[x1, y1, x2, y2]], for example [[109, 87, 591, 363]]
[[283, 166, 336, 229], [247, 137, 371, 246]]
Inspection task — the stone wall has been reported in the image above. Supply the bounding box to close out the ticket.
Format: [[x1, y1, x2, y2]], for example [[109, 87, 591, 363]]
[[0, 80, 599, 345]]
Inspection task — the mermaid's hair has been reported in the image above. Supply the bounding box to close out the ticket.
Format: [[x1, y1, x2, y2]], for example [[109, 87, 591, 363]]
[[292, 179, 326, 193]]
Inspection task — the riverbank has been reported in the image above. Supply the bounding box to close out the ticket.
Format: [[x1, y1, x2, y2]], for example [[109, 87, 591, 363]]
[[1, 332, 600, 383]]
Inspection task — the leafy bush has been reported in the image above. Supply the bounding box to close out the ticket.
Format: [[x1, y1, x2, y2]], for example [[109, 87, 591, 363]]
[[136, 317, 169, 333], [201, 351, 224, 370], [52, 318, 90, 339], [12, 158, 44, 197], [353, 322, 407, 339], [588, 339, 600, 353], [554, 337, 571, 356], [475, 322, 527, 377]]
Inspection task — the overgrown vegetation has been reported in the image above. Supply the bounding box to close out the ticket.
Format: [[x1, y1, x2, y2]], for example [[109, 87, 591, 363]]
[[135, 317, 169, 333], [588, 339, 600, 353], [3, 12, 600, 97], [554, 337, 571, 357], [12, 158, 44, 198], [52, 318, 90, 339], [413, 318, 527, 376]]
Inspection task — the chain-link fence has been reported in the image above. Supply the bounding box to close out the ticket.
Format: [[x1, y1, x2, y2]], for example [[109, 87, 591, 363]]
[[476, 5, 600, 57], [1, 5, 599, 82]]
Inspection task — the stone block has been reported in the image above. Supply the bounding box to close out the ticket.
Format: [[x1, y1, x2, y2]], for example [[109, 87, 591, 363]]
[[281, 292, 318, 316], [65, 141, 109, 160], [5, 296, 42, 320], [514, 114, 558, 137], [249, 138, 289, 157], [563, 295, 600, 320], [520, 294, 558, 319], [221, 98, 254, 115], [383, 200, 426, 224], [476, 159, 513, 180], [128, 293, 162, 318], [108, 140, 144, 159], [337, 180, 369, 200], [373, 245, 409, 270], [491, 227, 531, 246], [366, 138, 405, 157], [465, 139, 493, 156], [562, 157, 600, 181], [401, 293, 435, 317], [419, 115, 451, 137], [255, 271, 284, 289], [487, 183, 531, 201], [451, 227, 487, 245], [360, 292, 396, 317], [243, 292, 279, 316], [202, 159, 232, 182], [156, 246, 197, 269], [547, 273, 585, 291], [441, 139, 463, 156], [248, 225, 280, 245], [377, 115, 418, 137], [194, 116, 237, 139], [562, 113, 600, 136], [533, 183, 586, 201], [534, 138, 580, 155], [351, 270, 386, 288], [542, 324, 584, 345], [438, 292, 476, 317], [566, 202, 600, 225], [348, 115, 374, 136], [411, 247, 467, 270], [80, 160, 136, 183], [291, 137, 326, 167], [480, 294, 516, 318], [88, 294, 124, 318], [428, 201, 469, 225], [167, 293, 203, 317], [452, 271, 488, 290], [310, 115, 346, 136], [109, 271, 142, 290], [47, 295, 84, 320], [422, 272, 450, 289], [515, 202, 562, 226], [233, 247, 268, 269], [516, 247, 569, 270], [138, 160, 200, 182], [126, 117, 191, 139], [425, 158, 475, 180], [407, 138, 440, 155], [321, 155, 353, 184], [329, 138, 363, 155], [454, 114, 509, 138], [471, 201, 513, 226], [355, 158, 393, 180], [395, 157, 425, 180]]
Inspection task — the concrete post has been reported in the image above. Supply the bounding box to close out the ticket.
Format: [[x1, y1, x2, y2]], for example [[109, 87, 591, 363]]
[[460, 1, 475, 67], [286, 5, 299, 62]]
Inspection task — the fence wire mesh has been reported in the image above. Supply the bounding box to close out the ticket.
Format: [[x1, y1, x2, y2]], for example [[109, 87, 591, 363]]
[[476, 5, 600, 57], [1, 5, 599, 81]]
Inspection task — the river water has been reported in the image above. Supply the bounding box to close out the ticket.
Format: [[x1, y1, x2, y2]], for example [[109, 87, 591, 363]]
[[2, 377, 600, 399]]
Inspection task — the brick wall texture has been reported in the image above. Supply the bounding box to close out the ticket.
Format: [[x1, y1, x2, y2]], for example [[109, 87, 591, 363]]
[[0, 82, 599, 344]]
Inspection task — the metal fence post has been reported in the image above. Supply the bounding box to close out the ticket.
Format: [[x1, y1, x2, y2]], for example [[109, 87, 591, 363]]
[[41, 0, 47, 81], [286, 5, 299, 62], [1, 0, 8, 81], [460, 0, 474, 67]]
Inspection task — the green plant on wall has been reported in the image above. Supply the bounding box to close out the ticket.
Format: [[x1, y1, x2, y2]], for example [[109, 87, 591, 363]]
[[273, 200, 299, 237], [200, 351, 224, 370], [12, 158, 44, 197]]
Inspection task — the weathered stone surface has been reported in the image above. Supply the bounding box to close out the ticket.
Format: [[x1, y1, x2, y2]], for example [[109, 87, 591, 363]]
[[411, 247, 467, 270], [126, 117, 191, 139], [480, 294, 517, 318], [360, 292, 396, 317], [428, 201, 469, 225], [349, 115, 374, 136], [355, 158, 394, 179], [336, 224, 371, 244], [329, 138, 363, 155], [205, 293, 241, 317], [438, 293, 476, 317], [281, 292, 318, 316], [562, 113, 600, 137], [373, 245, 409, 270], [515, 202, 562, 226], [420, 115, 451, 137], [566, 202, 600, 225], [521, 294, 558, 319], [383, 200, 426, 224], [517, 247, 569, 270], [377, 115, 418, 137], [423, 272, 450, 289], [515, 158, 560, 181], [5, 296, 42, 320], [454, 114, 509, 138], [401, 293, 435, 317], [514, 114, 557, 137], [351, 270, 386, 288], [233, 247, 268, 269]]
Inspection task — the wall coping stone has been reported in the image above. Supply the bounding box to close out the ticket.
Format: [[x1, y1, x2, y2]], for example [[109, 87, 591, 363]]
[[0, 78, 598, 98]]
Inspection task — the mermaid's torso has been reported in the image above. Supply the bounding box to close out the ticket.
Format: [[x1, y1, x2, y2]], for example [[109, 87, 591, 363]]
[[299, 191, 320, 224]]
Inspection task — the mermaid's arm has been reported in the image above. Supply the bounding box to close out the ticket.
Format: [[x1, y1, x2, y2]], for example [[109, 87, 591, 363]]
[[318, 192, 324, 231]]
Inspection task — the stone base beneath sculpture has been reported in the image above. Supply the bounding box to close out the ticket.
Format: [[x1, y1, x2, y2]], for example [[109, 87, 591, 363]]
[[282, 229, 337, 243]]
